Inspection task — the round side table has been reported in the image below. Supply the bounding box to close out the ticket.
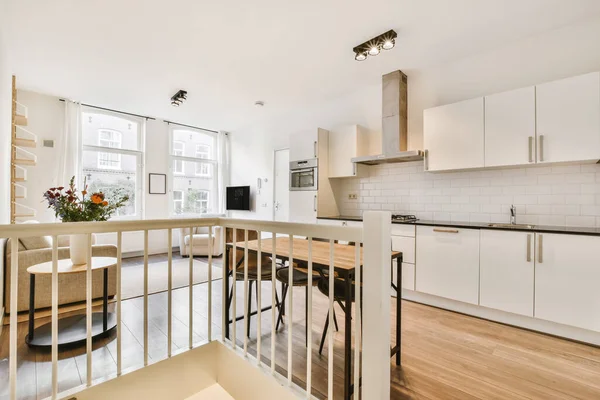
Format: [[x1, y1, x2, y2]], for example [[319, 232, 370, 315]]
[[25, 257, 117, 348]]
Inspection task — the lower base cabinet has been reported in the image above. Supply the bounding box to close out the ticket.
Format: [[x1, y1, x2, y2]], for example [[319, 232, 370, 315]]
[[415, 226, 480, 304], [535, 233, 600, 332], [479, 230, 534, 317]]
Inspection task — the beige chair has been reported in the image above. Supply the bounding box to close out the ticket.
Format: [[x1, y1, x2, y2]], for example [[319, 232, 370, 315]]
[[2, 235, 117, 313], [179, 226, 223, 257]]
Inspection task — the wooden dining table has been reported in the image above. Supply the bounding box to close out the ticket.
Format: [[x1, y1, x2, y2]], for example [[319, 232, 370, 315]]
[[224, 237, 403, 400]]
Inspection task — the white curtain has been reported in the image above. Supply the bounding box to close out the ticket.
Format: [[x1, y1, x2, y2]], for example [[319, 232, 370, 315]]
[[217, 130, 230, 214], [57, 100, 81, 186]]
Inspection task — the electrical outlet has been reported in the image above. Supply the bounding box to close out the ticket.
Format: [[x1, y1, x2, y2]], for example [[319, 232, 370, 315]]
[[348, 193, 358, 200]]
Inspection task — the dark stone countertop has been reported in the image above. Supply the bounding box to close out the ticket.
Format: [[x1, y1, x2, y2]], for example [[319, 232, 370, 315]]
[[317, 216, 600, 236]]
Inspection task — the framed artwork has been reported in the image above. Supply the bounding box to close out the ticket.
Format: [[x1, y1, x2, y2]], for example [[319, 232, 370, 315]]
[[149, 173, 167, 194]]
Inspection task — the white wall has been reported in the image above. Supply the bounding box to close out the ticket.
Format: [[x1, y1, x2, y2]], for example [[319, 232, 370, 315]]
[[16, 90, 65, 221], [229, 15, 600, 220], [0, 9, 12, 325]]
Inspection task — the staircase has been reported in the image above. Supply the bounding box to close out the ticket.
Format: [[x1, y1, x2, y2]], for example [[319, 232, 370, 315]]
[[10, 75, 37, 224]]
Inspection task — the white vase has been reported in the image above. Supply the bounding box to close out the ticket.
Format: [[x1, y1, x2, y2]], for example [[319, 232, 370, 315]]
[[70, 234, 89, 265]]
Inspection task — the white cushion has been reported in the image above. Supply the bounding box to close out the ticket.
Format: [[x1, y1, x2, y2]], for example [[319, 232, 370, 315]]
[[184, 234, 213, 247]]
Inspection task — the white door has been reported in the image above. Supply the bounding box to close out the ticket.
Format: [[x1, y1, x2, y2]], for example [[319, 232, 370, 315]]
[[273, 149, 290, 222], [535, 233, 600, 332], [536, 72, 600, 164], [480, 230, 534, 317], [423, 97, 484, 171], [289, 129, 318, 162], [415, 226, 480, 304], [289, 191, 317, 223], [484, 87, 536, 167]]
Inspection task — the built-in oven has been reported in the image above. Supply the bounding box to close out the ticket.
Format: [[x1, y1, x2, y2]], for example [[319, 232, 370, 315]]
[[289, 158, 318, 191]]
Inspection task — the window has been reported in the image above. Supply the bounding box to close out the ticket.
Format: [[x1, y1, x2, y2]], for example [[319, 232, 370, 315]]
[[173, 190, 184, 214], [81, 109, 144, 219], [173, 141, 185, 175], [196, 190, 209, 214], [170, 127, 218, 216], [195, 144, 211, 177], [97, 130, 122, 169]]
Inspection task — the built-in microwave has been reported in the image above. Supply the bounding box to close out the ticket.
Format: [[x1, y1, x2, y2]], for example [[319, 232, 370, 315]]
[[289, 158, 318, 191]]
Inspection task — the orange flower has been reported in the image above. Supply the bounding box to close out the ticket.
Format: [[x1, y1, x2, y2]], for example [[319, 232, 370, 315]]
[[81, 190, 87, 196], [102, 201, 108, 206], [91, 194, 103, 204]]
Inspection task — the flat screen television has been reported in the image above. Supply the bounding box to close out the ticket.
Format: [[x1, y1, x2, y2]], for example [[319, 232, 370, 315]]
[[226, 186, 251, 211]]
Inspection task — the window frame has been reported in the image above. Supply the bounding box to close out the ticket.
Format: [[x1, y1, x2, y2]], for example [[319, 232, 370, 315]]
[[97, 129, 123, 170], [169, 126, 218, 217], [195, 144, 211, 177], [80, 107, 145, 220], [196, 190, 209, 214], [173, 140, 185, 175]]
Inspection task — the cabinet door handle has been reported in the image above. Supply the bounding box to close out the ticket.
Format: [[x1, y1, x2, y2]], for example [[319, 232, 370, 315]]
[[526, 234, 532, 262], [538, 135, 544, 162], [314, 195, 317, 212], [433, 228, 459, 233], [424, 149, 429, 171], [528, 136, 534, 163], [314, 141, 317, 158], [538, 234, 543, 263]]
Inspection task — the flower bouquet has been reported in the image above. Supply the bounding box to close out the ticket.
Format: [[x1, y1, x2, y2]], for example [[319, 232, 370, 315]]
[[44, 176, 129, 264]]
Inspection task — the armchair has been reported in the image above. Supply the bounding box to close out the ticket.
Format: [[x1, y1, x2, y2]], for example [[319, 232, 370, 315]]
[[179, 226, 223, 257]]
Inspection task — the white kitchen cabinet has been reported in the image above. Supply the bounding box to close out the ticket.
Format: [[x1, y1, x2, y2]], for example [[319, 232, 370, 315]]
[[536, 72, 600, 164], [289, 129, 319, 162], [393, 260, 415, 291], [484, 87, 536, 167], [328, 125, 369, 178], [423, 98, 484, 171], [289, 191, 317, 223], [415, 226, 480, 304], [480, 230, 534, 317], [535, 233, 600, 332]]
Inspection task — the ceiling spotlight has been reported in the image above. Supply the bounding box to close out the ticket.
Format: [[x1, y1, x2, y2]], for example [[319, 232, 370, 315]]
[[352, 29, 397, 61], [254, 100, 265, 107], [368, 46, 380, 56], [170, 89, 187, 107], [355, 52, 367, 61]]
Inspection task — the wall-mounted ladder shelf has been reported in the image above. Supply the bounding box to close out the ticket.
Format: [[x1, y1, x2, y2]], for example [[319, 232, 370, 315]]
[[11, 75, 37, 224]]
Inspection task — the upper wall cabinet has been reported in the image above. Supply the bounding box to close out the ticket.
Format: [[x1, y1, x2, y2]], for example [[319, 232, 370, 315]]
[[290, 129, 319, 162], [328, 125, 369, 178], [484, 87, 536, 167], [536, 72, 600, 164], [423, 98, 484, 171]]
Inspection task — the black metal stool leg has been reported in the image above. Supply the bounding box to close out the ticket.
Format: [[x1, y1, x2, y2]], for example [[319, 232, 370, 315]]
[[276, 284, 287, 331], [319, 310, 330, 355], [247, 280, 253, 338]]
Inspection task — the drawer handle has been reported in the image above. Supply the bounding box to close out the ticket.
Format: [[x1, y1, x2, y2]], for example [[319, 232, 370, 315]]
[[538, 234, 543, 263], [433, 228, 459, 234], [526, 234, 532, 262]]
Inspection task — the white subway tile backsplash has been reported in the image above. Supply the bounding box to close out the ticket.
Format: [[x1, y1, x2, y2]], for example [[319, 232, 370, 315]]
[[551, 205, 580, 216], [566, 216, 595, 227], [581, 205, 600, 216], [336, 161, 600, 227]]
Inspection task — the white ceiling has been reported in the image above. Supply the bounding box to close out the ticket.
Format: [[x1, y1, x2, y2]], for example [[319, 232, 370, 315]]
[[4, 0, 600, 132]]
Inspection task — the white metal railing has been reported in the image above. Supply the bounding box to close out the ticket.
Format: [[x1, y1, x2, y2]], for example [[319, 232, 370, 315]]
[[0, 213, 393, 400]]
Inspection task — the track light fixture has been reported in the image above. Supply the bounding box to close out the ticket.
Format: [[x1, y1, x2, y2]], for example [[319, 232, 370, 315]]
[[171, 90, 187, 107], [353, 29, 397, 61]]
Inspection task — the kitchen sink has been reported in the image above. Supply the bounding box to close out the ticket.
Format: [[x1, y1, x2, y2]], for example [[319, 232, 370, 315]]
[[487, 223, 536, 229]]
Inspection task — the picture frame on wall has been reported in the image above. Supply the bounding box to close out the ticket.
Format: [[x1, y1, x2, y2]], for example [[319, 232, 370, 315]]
[[148, 173, 167, 194]]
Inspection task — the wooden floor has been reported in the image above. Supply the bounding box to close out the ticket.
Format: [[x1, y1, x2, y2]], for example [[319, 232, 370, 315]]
[[2, 254, 600, 399]]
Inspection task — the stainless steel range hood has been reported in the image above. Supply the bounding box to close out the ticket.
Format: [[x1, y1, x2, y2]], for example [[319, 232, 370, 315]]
[[352, 70, 423, 165]]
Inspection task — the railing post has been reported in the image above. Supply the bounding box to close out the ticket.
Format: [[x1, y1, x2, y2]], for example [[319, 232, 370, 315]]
[[362, 211, 391, 400]]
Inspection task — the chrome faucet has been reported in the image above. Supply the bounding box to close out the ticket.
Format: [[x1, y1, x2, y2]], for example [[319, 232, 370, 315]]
[[510, 205, 516, 225]]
